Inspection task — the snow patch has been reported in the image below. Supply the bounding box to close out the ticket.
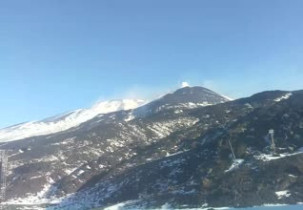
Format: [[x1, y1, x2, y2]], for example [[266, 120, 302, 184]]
[[5, 177, 63, 205], [64, 167, 78, 175], [225, 159, 244, 173], [222, 95, 234, 101], [124, 112, 135, 122], [104, 200, 139, 210], [165, 150, 188, 157], [255, 148, 303, 161], [161, 203, 174, 209], [274, 93, 292, 102], [276, 190, 291, 199]]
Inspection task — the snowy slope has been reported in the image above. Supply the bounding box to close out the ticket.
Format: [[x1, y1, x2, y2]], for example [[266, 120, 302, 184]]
[[2, 88, 303, 210], [0, 99, 145, 142], [0, 86, 231, 143]]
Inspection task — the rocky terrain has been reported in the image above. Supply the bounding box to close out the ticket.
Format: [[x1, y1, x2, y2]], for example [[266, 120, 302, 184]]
[[1, 86, 303, 209]]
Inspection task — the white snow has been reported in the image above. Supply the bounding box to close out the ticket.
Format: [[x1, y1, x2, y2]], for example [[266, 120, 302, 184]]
[[288, 174, 297, 178], [254, 148, 303, 161], [275, 190, 291, 199], [174, 109, 183, 114], [99, 164, 106, 169], [64, 167, 78, 175], [245, 103, 254, 109], [103, 200, 139, 210], [157, 102, 213, 111], [146, 118, 199, 139], [0, 99, 145, 142], [101, 202, 303, 210], [4, 177, 63, 205], [274, 93, 292, 102], [225, 159, 244, 173], [222, 95, 234, 101], [124, 112, 135, 122], [77, 170, 85, 176], [165, 150, 189, 157], [161, 203, 174, 209]]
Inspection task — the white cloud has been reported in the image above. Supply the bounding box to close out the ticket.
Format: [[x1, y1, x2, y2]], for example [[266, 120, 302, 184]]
[[181, 82, 190, 88]]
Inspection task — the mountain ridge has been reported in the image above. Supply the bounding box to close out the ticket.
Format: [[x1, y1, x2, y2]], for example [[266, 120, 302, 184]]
[[0, 86, 228, 142], [0, 99, 146, 142], [1, 87, 303, 209]]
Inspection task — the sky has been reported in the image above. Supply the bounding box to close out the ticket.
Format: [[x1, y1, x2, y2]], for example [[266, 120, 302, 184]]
[[0, 0, 303, 128]]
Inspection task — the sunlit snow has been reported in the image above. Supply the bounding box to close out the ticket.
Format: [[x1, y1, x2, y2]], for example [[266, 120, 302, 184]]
[[0, 99, 145, 142], [274, 93, 292, 102], [224, 159, 244, 173], [254, 147, 303, 161], [275, 191, 291, 199]]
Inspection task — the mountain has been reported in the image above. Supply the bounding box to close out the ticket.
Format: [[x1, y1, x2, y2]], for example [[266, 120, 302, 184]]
[[133, 86, 229, 117], [0, 99, 146, 142], [2, 87, 303, 209], [0, 87, 226, 143]]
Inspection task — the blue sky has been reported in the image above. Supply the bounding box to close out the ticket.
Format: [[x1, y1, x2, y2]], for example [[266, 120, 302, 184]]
[[0, 0, 303, 128]]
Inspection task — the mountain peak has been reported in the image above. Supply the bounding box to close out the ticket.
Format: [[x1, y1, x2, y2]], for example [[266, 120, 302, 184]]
[[163, 86, 229, 104], [133, 86, 229, 117]]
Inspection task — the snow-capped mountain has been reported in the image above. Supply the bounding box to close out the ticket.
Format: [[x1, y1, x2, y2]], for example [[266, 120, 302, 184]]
[[0, 99, 146, 142], [2, 87, 303, 209], [0, 86, 229, 205], [0, 86, 227, 143], [133, 86, 229, 117]]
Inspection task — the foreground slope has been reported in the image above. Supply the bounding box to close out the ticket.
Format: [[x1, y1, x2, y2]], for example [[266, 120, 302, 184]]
[[53, 90, 303, 209]]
